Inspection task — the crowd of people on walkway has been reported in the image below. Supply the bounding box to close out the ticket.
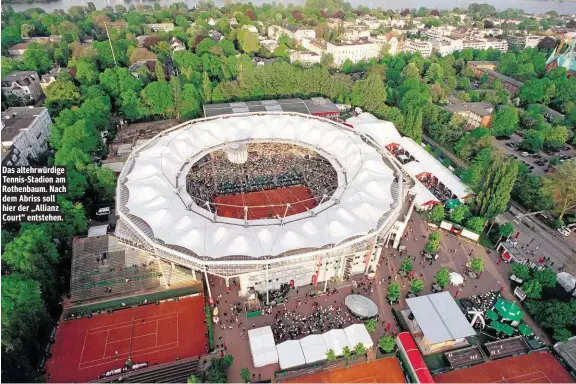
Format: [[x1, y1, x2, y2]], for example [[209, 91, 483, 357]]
[[271, 301, 357, 343]]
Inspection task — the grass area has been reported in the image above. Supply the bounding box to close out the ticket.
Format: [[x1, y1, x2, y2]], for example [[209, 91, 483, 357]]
[[205, 303, 214, 350]]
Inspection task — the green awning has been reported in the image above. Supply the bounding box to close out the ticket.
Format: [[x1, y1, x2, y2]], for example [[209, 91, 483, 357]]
[[501, 323, 515, 336], [490, 320, 504, 332], [494, 298, 524, 322], [485, 310, 499, 321], [518, 323, 533, 336], [445, 199, 461, 210]]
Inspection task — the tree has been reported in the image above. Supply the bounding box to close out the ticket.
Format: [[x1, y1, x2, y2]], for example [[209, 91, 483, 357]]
[[534, 268, 557, 288], [99, 67, 143, 99], [141, 81, 175, 116], [520, 129, 545, 153], [1, 273, 49, 369], [387, 282, 401, 303], [411, 279, 424, 294], [472, 152, 519, 219], [465, 216, 486, 233], [364, 318, 377, 334], [326, 349, 337, 362], [424, 232, 441, 254], [207, 355, 234, 383], [320, 53, 334, 67], [120, 90, 147, 121], [470, 257, 485, 274], [401, 62, 420, 79], [342, 346, 353, 367], [354, 342, 366, 357], [428, 204, 445, 224], [522, 280, 542, 299], [45, 80, 82, 114], [424, 63, 444, 83], [75, 60, 100, 85], [378, 335, 395, 352], [237, 29, 260, 55], [2, 227, 60, 297], [187, 375, 201, 383], [498, 222, 514, 240], [543, 161, 576, 220], [400, 258, 413, 273], [21, 43, 51, 74], [180, 84, 202, 120], [449, 205, 469, 224], [545, 125, 570, 149], [491, 106, 519, 137], [435, 267, 450, 288], [520, 78, 555, 105], [240, 368, 251, 383], [510, 263, 531, 280], [553, 328, 572, 343]]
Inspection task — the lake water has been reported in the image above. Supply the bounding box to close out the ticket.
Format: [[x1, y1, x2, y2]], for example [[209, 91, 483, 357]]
[[5, 0, 576, 15]]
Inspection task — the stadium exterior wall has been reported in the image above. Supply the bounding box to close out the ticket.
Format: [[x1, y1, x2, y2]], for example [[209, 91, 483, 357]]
[[114, 112, 404, 296]]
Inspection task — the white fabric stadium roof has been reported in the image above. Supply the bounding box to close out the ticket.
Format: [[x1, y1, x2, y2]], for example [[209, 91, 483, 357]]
[[344, 324, 374, 350], [248, 326, 279, 368], [322, 329, 351, 356], [346, 114, 470, 202], [276, 340, 306, 370], [120, 113, 396, 259], [346, 112, 402, 146], [300, 334, 328, 364]]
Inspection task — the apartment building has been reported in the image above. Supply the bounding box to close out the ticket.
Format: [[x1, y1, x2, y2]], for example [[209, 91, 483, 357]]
[[462, 38, 508, 52], [369, 34, 400, 55], [268, 25, 315, 43], [1, 71, 43, 104], [403, 39, 433, 57], [1, 107, 51, 166], [289, 50, 321, 66], [302, 38, 381, 65], [340, 26, 371, 41], [356, 15, 383, 30], [444, 99, 494, 130]]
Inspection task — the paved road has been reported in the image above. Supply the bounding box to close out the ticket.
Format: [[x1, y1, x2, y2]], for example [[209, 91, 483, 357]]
[[499, 205, 576, 275]]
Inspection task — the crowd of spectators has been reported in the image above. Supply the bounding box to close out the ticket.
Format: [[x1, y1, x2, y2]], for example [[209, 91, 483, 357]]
[[185, 143, 338, 206]]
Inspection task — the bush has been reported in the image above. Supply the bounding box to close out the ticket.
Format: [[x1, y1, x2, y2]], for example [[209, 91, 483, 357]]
[[387, 282, 401, 303], [424, 232, 441, 253], [378, 335, 395, 352], [435, 267, 450, 288], [400, 258, 413, 273], [553, 218, 565, 229], [510, 263, 531, 280], [205, 303, 214, 350], [428, 204, 445, 224], [411, 279, 424, 294], [470, 257, 484, 273], [365, 318, 377, 334]]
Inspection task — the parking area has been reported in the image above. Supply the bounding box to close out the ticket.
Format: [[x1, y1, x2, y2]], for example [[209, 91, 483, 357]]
[[494, 134, 576, 176]]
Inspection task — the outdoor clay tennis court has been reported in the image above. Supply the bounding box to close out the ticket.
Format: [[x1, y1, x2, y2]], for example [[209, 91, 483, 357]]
[[283, 357, 406, 383], [214, 185, 317, 220], [45, 296, 207, 383], [434, 351, 574, 383]]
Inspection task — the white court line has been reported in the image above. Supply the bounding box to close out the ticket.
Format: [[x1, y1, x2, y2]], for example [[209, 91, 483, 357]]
[[494, 371, 549, 383], [78, 342, 178, 370], [85, 313, 177, 333], [156, 319, 158, 347], [102, 330, 110, 359], [77, 331, 90, 370], [81, 333, 159, 364]]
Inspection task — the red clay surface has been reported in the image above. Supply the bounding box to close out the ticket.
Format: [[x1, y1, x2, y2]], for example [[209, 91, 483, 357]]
[[214, 185, 317, 220], [283, 357, 406, 383], [434, 351, 575, 383], [46, 296, 208, 383]]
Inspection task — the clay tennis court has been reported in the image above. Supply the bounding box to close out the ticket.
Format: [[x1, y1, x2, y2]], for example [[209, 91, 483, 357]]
[[283, 357, 406, 383], [46, 296, 207, 383], [434, 351, 574, 383], [214, 185, 317, 220]]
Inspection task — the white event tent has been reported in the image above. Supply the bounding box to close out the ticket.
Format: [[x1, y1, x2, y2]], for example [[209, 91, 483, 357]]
[[300, 334, 328, 364], [276, 340, 306, 370], [344, 324, 374, 350], [248, 326, 279, 368], [322, 329, 351, 356]]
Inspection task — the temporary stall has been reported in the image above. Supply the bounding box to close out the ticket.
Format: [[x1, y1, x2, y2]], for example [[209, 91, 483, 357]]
[[322, 329, 351, 356], [344, 324, 373, 350], [276, 340, 305, 370], [299, 334, 328, 364], [248, 326, 279, 368]]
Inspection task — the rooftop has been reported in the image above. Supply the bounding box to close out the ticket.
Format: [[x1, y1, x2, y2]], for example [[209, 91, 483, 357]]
[[406, 292, 476, 344], [2, 71, 38, 82], [1, 107, 47, 143], [479, 68, 524, 87], [8, 42, 29, 50], [444, 103, 493, 117], [203, 98, 339, 117], [554, 336, 576, 372]]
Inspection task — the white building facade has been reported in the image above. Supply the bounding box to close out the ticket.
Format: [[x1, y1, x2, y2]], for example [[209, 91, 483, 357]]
[[1, 107, 51, 166]]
